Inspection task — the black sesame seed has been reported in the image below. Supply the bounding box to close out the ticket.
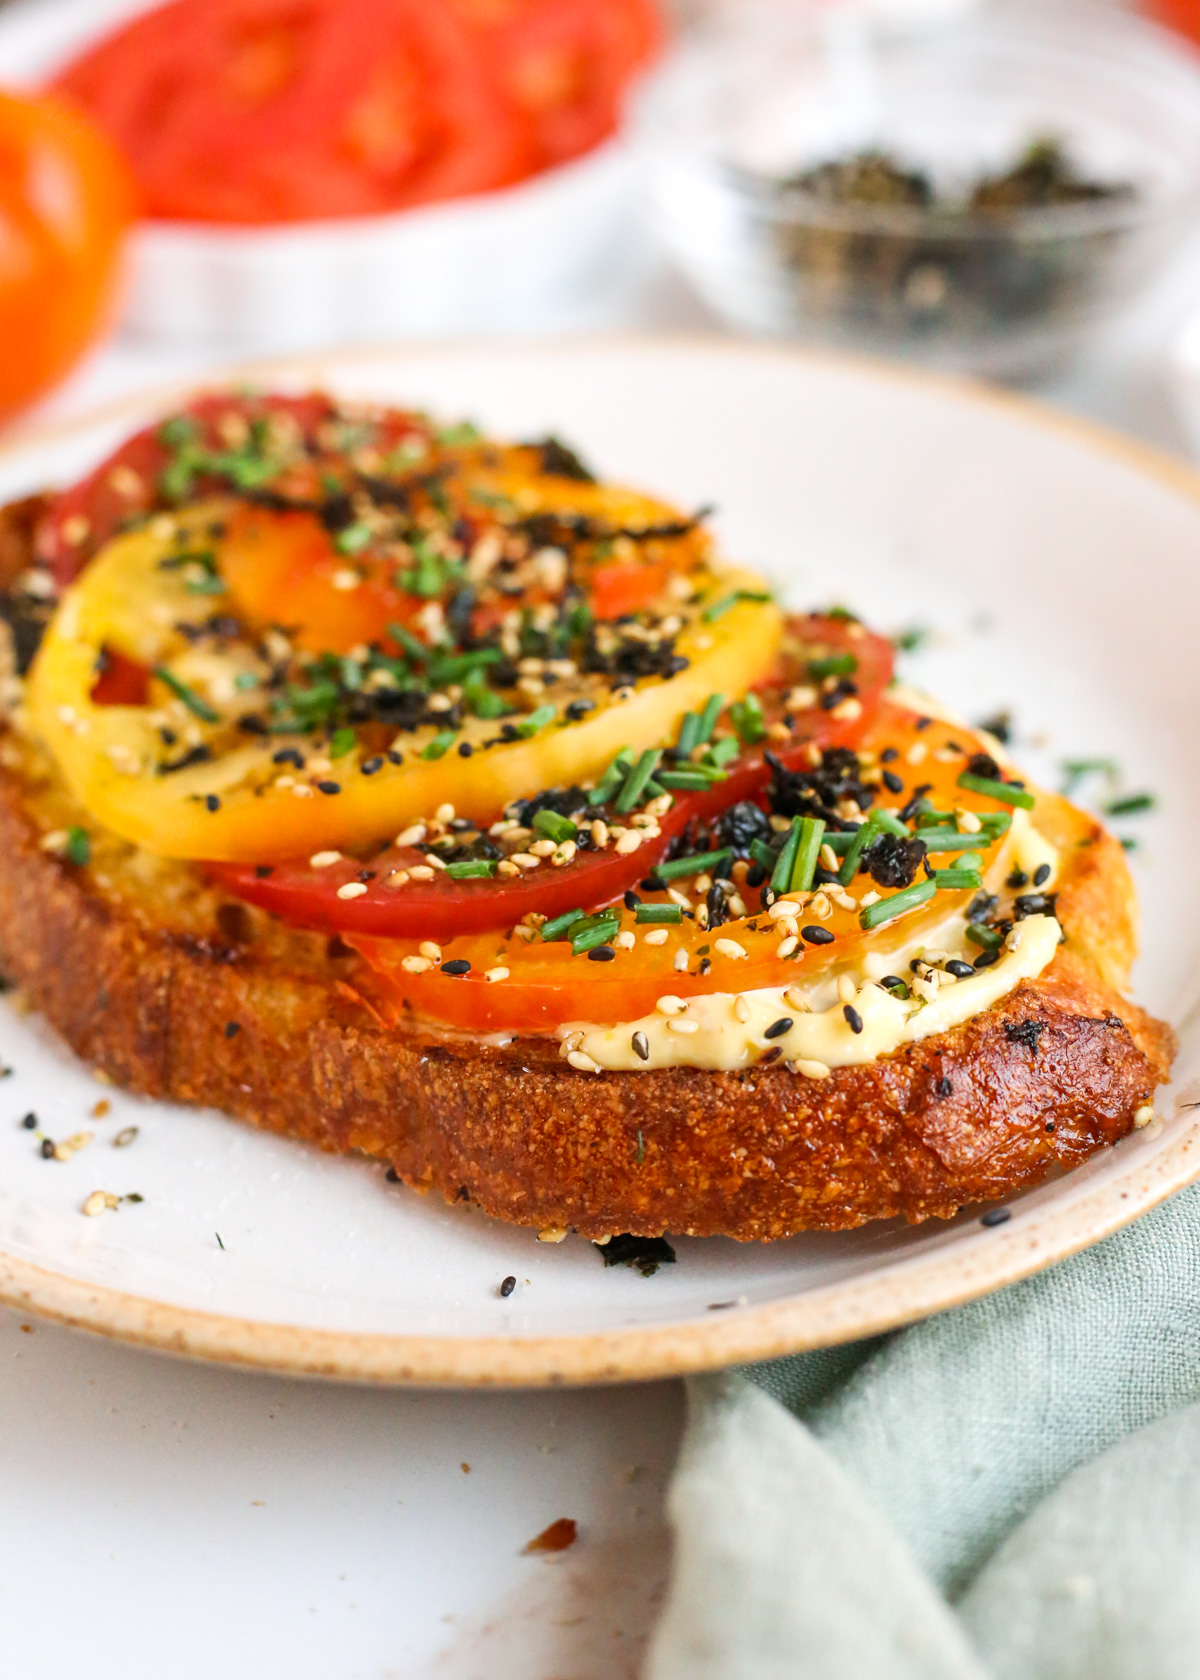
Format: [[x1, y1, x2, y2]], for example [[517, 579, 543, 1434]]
[[224, 1021, 241, 1039], [385, 1166, 401, 1183], [440, 959, 471, 976], [387, 750, 404, 765], [945, 960, 975, 979], [882, 769, 904, 794], [980, 1207, 1011, 1227], [973, 950, 999, 969], [499, 1275, 517, 1297], [624, 890, 641, 910], [801, 925, 835, 945], [880, 975, 906, 992], [1006, 868, 1029, 890], [587, 945, 616, 962], [843, 1004, 863, 1034], [764, 1017, 793, 1040], [565, 699, 596, 721], [1045, 1121, 1056, 1133], [880, 747, 898, 763], [272, 748, 304, 768], [1033, 863, 1051, 887], [360, 756, 384, 775], [20, 1111, 37, 1130], [254, 864, 274, 878], [698, 957, 712, 975], [640, 875, 666, 892], [915, 716, 933, 731], [317, 780, 341, 795], [40, 1138, 55, 1159], [631, 1030, 650, 1061], [356, 870, 376, 883], [935, 1074, 953, 1097], [457, 742, 474, 758], [204, 794, 220, 812]]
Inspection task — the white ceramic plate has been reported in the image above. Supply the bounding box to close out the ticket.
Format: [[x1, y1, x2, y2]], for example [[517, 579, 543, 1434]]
[[2, 338, 1198, 1386]]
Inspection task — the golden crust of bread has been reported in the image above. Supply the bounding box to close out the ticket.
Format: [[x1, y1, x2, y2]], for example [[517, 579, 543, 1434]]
[[0, 723, 1174, 1240]]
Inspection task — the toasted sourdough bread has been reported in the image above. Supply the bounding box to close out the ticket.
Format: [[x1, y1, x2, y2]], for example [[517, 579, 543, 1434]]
[[0, 495, 1174, 1239], [0, 719, 1173, 1241]]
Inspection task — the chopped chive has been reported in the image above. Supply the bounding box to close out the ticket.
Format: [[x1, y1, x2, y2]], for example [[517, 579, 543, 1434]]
[[704, 735, 741, 769], [572, 915, 620, 956], [790, 816, 826, 893], [837, 810, 882, 887], [65, 826, 90, 867], [329, 727, 357, 758], [657, 769, 727, 790], [614, 749, 662, 813], [386, 622, 429, 664], [540, 908, 585, 941], [955, 851, 984, 872], [532, 809, 577, 843], [588, 749, 633, 806], [915, 830, 991, 852], [729, 694, 766, 746], [807, 653, 857, 680], [956, 771, 1035, 810], [185, 572, 227, 596], [702, 589, 773, 623], [696, 693, 725, 744], [859, 878, 937, 930], [1105, 792, 1154, 817], [770, 818, 803, 894], [422, 730, 457, 760], [749, 838, 779, 872], [437, 420, 481, 446], [821, 831, 855, 855], [234, 672, 259, 692], [335, 524, 372, 555], [931, 867, 984, 891], [1060, 757, 1119, 796], [154, 667, 219, 724], [872, 809, 910, 838], [966, 923, 1003, 950], [893, 626, 929, 654], [657, 847, 733, 882], [676, 711, 701, 757], [514, 704, 557, 739], [635, 903, 683, 924], [445, 859, 496, 879]]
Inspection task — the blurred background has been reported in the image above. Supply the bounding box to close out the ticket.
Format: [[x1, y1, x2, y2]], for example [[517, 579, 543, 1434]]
[[5, 0, 1200, 453]]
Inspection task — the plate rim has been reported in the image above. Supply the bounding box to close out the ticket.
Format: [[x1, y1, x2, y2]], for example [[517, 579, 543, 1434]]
[[4, 334, 1199, 1387]]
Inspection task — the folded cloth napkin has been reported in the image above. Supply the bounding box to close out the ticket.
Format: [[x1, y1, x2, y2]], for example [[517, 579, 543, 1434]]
[[646, 1182, 1200, 1680]]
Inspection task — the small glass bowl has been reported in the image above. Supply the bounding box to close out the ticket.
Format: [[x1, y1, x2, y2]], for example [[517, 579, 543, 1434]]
[[638, 3, 1200, 379]]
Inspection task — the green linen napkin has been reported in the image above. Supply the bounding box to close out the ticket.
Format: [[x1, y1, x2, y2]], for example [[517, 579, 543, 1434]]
[[646, 1182, 1200, 1679]]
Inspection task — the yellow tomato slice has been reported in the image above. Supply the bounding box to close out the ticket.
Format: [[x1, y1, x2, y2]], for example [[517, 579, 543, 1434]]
[[28, 502, 782, 861]]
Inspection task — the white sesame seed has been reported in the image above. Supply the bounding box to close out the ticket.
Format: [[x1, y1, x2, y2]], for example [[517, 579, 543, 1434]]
[[567, 1051, 601, 1073], [906, 742, 928, 766], [291, 784, 314, 798], [510, 852, 540, 870], [401, 955, 433, 973], [776, 936, 799, 958], [837, 973, 857, 1005], [39, 829, 69, 854], [784, 986, 811, 1012], [734, 994, 751, 1023], [310, 850, 342, 868], [714, 938, 747, 960], [614, 930, 636, 950], [383, 870, 410, 889], [419, 941, 442, 961], [831, 698, 862, 721], [656, 994, 687, 1015], [794, 1058, 832, 1080], [955, 807, 983, 833], [859, 890, 881, 908], [496, 860, 520, 877], [425, 853, 446, 870], [408, 866, 435, 881], [644, 928, 669, 946], [537, 1225, 570, 1241], [668, 1017, 700, 1035], [590, 820, 609, 848], [768, 897, 803, 920], [331, 568, 360, 591], [485, 967, 510, 983], [337, 882, 368, 900], [528, 839, 557, 858], [808, 892, 832, 921], [552, 841, 577, 867], [435, 803, 455, 824], [667, 888, 692, 909], [615, 830, 642, 855], [673, 949, 689, 972], [1133, 1104, 1155, 1129]]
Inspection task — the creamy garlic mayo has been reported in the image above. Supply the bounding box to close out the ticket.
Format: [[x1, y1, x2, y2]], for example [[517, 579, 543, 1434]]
[[558, 807, 1063, 1076]]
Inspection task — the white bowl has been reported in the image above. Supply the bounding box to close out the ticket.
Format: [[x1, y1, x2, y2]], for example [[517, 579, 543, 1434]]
[[0, 0, 640, 348]]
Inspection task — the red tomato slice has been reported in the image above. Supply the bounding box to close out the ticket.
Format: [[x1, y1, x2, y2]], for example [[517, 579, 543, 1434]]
[[207, 616, 893, 937], [90, 647, 151, 706], [53, 0, 537, 223], [39, 390, 342, 587]]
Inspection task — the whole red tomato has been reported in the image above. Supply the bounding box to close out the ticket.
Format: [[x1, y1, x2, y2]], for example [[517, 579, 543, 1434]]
[[0, 88, 135, 419]]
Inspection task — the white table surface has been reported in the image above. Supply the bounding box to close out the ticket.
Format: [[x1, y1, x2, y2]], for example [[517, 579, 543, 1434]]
[[4, 224, 1200, 1680]]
